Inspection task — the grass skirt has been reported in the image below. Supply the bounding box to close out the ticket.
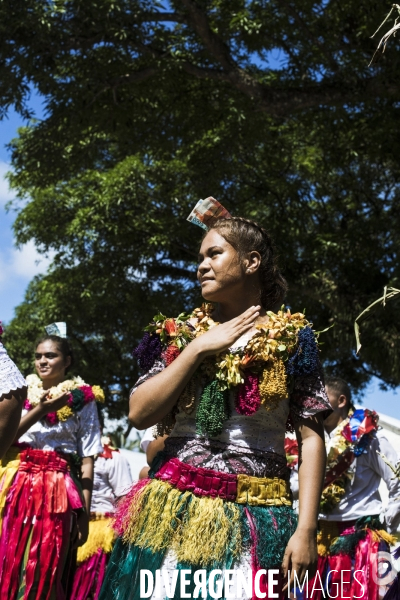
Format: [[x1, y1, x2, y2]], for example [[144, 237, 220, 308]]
[[99, 477, 297, 600], [0, 447, 83, 600], [71, 514, 115, 600]]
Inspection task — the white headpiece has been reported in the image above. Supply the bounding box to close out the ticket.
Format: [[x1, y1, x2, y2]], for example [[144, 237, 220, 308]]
[[45, 322, 67, 338]]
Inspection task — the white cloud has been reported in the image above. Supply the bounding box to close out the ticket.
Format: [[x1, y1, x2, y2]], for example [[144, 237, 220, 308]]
[[12, 240, 54, 278], [0, 162, 55, 321], [0, 161, 14, 207], [0, 161, 53, 282], [0, 241, 55, 322], [0, 240, 54, 284]]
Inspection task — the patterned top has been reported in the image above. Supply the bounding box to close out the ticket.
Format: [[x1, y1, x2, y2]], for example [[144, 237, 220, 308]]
[[18, 401, 103, 457], [0, 341, 26, 399], [132, 330, 331, 475]]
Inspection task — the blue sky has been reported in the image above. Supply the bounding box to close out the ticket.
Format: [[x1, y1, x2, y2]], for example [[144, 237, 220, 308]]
[[0, 95, 399, 420], [0, 92, 53, 325]]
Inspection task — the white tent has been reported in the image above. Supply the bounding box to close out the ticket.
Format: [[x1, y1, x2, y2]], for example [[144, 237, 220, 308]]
[[373, 410, 400, 573], [118, 447, 148, 480], [372, 410, 400, 510]]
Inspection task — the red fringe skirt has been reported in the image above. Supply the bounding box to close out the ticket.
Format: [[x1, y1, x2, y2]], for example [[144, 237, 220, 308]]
[[0, 448, 83, 600]]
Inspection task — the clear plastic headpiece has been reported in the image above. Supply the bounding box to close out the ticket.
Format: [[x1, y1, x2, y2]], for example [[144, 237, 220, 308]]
[[44, 322, 67, 338]]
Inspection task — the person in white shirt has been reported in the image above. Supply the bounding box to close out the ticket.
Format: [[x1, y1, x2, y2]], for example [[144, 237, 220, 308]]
[[71, 436, 133, 600], [321, 378, 400, 531], [293, 376, 400, 600]]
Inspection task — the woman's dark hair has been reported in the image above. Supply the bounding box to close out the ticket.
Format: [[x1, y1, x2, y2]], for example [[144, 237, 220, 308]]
[[208, 217, 288, 309], [35, 335, 74, 374]]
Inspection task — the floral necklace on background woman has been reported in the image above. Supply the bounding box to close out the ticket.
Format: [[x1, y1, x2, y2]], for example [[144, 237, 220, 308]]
[[24, 374, 105, 425]]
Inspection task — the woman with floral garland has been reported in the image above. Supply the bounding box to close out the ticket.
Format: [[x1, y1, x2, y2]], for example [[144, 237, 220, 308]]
[[0, 329, 104, 600], [101, 199, 333, 600]]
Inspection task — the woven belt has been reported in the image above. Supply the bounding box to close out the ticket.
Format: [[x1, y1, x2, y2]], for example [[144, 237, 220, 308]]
[[90, 512, 113, 520], [155, 457, 292, 506], [19, 449, 69, 473], [156, 457, 237, 500], [236, 474, 291, 506]]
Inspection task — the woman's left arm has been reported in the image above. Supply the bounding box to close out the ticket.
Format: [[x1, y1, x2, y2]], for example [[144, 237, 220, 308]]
[[73, 399, 102, 546], [73, 456, 94, 547], [81, 456, 94, 513], [282, 414, 326, 592]]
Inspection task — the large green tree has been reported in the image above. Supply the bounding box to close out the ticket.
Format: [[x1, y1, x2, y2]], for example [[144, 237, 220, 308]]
[[2, 0, 400, 422]]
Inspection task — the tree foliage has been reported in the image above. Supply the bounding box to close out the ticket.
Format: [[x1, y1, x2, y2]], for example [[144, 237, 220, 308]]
[[2, 0, 400, 422]]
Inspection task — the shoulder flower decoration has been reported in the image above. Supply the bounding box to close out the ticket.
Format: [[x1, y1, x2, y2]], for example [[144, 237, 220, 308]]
[[132, 311, 194, 371], [132, 303, 323, 437], [24, 374, 105, 425]]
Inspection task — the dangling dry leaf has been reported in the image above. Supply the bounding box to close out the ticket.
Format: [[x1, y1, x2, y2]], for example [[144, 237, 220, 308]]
[[369, 4, 400, 65], [354, 286, 400, 353]]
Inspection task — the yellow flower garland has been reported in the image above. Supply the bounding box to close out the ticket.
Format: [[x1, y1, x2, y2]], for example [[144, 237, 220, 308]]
[[259, 358, 288, 410], [194, 304, 311, 389]]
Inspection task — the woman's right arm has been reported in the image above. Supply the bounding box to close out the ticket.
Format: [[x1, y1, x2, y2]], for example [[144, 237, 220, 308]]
[[14, 392, 71, 440], [129, 339, 205, 429], [129, 305, 260, 429]]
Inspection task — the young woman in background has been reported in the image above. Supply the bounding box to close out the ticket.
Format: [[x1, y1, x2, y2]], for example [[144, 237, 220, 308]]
[[0, 329, 103, 600]]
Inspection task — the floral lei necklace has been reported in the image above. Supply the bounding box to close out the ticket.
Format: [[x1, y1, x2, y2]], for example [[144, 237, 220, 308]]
[[133, 303, 322, 437], [320, 408, 379, 512], [24, 374, 105, 425], [286, 408, 379, 512]]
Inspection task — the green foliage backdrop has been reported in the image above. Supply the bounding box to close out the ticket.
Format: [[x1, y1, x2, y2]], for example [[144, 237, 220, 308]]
[[1, 0, 400, 421]]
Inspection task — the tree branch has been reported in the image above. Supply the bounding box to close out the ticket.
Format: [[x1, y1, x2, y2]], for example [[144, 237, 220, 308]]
[[179, 0, 272, 96], [176, 0, 343, 115], [114, 61, 398, 118], [360, 363, 391, 382], [179, 0, 235, 71], [88, 67, 158, 105], [121, 68, 158, 84], [180, 61, 231, 81], [141, 12, 185, 23], [279, 0, 339, 73]]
